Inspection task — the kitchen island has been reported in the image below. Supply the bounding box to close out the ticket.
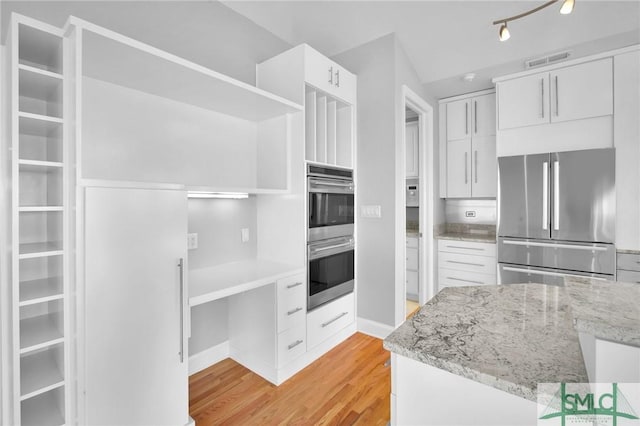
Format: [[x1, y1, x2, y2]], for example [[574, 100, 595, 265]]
[[383, 278, 640, 425]]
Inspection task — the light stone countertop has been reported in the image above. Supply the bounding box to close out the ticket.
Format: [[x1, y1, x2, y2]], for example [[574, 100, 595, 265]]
[[384, 279, 639, 402], [617, 248, 640, 255], [435, 232, 496, 243]]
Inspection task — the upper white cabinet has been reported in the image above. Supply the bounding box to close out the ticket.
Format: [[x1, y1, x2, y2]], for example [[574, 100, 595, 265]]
[[440, 91, 496, 198], [614, 48, 640, 251], [405, 121, 419, 178], [257, 44, 356, 169], [497, 58, 613, 130]]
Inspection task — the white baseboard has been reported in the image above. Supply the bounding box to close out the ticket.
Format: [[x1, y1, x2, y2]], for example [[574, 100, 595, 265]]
[[188, 341, 230, 376], [357, 316, 395, 340]]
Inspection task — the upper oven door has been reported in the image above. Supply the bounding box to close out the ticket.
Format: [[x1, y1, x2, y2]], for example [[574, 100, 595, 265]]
[[308, 177, 354, 241]]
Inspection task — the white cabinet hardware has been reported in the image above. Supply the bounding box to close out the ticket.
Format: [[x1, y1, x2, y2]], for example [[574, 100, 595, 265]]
[[438, 240, 496, 291], [322, 312, 349, 328], [287, 281, 303, 289]]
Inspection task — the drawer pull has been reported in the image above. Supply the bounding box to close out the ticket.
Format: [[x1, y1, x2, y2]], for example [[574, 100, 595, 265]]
[[287, 282, 304, 289], [321, 312, 348, 328], [287, 307, 303, 316], [446, 260, 485, 267], [288, 340, 304, 350], [445, 245, 485, 251], [446, 276, 484, 285]]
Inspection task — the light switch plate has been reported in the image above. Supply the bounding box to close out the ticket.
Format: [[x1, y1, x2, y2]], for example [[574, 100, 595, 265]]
[[241, 228, 250, 243], [187, 233, 198, 250], [361, 205, 382, 218]]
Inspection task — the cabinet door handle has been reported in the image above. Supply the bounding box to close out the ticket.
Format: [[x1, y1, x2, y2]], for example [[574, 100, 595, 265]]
[[321, 312, 348, 328], [474, 150, 478, 183], [288, 340, 304, 350], [555, 75, 559, 116], [444, 245, 484, 251], [287, 307, 303, 316], [287, 281, 303, 289], [446, 276, 484, 285], [328, 66, 333, 85], [335, 69, 340, 87], [464, 152, 468, 184], [465, 102, 469, 134], [446, 260, 485, 267], [540, 78, 545, 118], [178, 258, 185, 363], [474, 100, 478, 134]]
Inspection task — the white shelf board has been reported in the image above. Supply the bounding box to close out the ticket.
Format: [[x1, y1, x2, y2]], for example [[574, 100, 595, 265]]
[[19, 64, 63, 101], [18, 63, 63, 81], [189, 259, 304, 307], [20, 387, 65, 426], [19, 113, 62, 137], [74, 18, 302, 122], [19, 159, 64, 169], [20, 313, 64, 354], [20, 277, 64, 306], [20, 348, 65, 400], [19, 206, 64, 212], [19, 242, 64, 259], [17, 16, 64, 74]]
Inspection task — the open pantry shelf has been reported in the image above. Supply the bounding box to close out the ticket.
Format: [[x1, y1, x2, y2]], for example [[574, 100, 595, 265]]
[[19, 113, 63, 137], [20, 387, 65, 426], [74, 18, 302, 122], [20, 346, 65, 400], [19, 242, 64, 259], [19, 65, 63, 118], [20, 277, 64, 306], [19, 206, 64, 212], [19, 312, 64, 354], [18, 22, 63, 74]]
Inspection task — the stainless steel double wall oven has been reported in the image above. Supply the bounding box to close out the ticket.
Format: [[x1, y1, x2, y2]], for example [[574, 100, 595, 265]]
[[307, 165, 355, 311]]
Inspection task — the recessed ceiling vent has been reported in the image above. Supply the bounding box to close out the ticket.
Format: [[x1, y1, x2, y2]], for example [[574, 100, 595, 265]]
[[525, 50, 572, 69]]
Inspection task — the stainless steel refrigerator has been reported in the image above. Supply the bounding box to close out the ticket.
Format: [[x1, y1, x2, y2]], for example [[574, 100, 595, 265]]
[[498, 148, 616, 285]]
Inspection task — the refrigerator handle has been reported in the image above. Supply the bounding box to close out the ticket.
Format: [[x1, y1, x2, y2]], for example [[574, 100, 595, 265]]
[[553, 160, 560, 231], [542, 162, 548, 230]]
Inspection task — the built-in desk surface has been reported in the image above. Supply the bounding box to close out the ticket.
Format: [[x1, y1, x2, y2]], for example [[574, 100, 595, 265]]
[[189, 259, 304, 307]]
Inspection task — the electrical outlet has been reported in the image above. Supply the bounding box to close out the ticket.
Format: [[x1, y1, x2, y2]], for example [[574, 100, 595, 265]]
[[465, 210, 477, 218], [187, 233, 198, 250], [241, 228, 250, 243]]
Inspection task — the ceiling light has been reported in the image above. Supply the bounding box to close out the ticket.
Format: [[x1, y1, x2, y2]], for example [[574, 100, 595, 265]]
[[560, 0, 575, 15], [188, 191, 249, 199], [493, 0, 575, 41], [499, 23, 510, 42]]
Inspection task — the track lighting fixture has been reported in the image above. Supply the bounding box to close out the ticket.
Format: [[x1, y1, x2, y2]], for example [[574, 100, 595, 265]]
[[493, 0, 575, 41]]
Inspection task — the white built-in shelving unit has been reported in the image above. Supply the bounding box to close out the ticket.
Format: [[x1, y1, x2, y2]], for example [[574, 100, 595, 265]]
[[9, 14, 68, 426]]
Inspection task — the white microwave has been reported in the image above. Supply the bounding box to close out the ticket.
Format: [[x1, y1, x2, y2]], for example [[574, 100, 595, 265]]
[[406, 183, 419, 207]]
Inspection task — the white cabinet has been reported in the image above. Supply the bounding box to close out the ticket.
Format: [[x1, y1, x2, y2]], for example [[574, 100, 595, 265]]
[[307, 293, 355, 350], [405, 121, 419, 178], [617, 252, 640, 283], [437, 240, 496, 291], [406, 237, 419, 299], [614, 49, 640, 252], [257, 44, 356, 169], [441, 91, 496, 198], [83, 187, 189, 425], [497, 58, 613, 130]]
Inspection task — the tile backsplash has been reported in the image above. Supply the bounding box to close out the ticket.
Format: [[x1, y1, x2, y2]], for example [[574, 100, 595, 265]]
[[445, 199, 496, 225]]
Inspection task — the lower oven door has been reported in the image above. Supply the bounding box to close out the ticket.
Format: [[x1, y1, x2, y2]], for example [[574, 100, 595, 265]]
[[308, 236, 355, 311], [498, 263, 613, 286]]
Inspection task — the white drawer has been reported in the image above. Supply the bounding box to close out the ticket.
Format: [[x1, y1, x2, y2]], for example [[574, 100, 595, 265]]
[[438, 251, 496, 275], [277, 274, 306, 333], [617, 269, 640, 284], [406, 237, 419, 249], [617, 252, 640, 272], [307, 292, 354, 349], [277, 324, 306, 368], [438, 268, 496, 290], [438, 239, 496, 257], [406, 270, 418, 296], [406, 247, 418, 271]]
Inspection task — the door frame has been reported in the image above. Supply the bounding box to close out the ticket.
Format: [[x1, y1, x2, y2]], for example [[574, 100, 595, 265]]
[[397, 86, 435, 326]]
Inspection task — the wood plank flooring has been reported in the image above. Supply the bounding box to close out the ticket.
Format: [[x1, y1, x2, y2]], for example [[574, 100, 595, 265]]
[[189, 333, 390, 425]]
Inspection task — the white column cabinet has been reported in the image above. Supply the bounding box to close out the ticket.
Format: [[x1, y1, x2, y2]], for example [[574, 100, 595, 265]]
[[441, 91, 496, 198], [83, 186, 189, 426], [497, 58, 613, 131], [405, 121, 419, 178]]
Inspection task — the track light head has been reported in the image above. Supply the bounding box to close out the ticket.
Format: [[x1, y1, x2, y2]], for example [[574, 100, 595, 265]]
[[560, 0, 575, 15], [499, 23, 511, 41]]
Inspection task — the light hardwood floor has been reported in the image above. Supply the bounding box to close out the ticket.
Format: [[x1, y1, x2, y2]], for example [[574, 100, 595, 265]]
[[189, 333, 391, 425]]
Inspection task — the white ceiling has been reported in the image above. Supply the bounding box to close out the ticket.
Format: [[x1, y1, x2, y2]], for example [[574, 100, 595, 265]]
[[223, 0, 640, 85]]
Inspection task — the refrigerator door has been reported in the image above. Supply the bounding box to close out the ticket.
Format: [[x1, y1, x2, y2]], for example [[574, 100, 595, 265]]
[[498, 153, 551, 239], [551, 148, 615, 243], [498, 263, 613, 286]]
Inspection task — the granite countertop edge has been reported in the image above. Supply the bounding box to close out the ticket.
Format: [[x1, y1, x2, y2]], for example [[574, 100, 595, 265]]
[[435, 233, 497, 243], [617, 248, 640, 255]]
